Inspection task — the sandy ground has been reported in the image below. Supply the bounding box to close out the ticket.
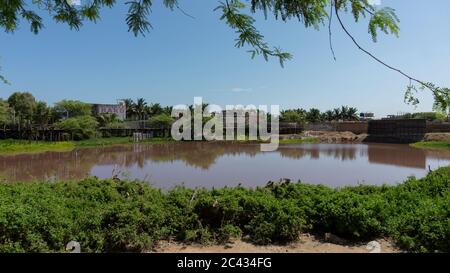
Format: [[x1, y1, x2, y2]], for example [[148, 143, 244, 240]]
[[281, 131, 367, 143], [424, 133, 450, 142], [153, 234, 400, 253]]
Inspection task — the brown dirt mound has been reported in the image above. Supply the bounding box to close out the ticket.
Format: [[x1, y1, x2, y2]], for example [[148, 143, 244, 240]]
[[302, 131, 367, 143], [424, 133, 450, 142], [153, 234, 399, 253]]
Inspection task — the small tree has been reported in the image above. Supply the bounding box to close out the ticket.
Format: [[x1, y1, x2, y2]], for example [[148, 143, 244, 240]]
[[57, 116, 98, 140], [147, 113, 174, 129], [7, 92, 36, 130], [54, 100, 92, 119], [0, 99, 11, 130], [33, 101, 51, 129], [280, 110, 305, 124], [97, 113, 127, 129], [306, 108, 322, 123]]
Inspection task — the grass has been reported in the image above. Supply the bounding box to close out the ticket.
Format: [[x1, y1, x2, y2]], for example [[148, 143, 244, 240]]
[[75, 137, 174, 147], [0, 140, 75, 155], [74, 136, 134, 147], [0, 166, 449, 253], [410, 141, 450, 150], [0, 136, 321, 155], [0, 137, 174, 155]]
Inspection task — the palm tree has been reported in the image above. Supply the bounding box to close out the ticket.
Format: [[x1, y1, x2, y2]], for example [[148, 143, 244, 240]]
[[339, 106, 359, 121], [163, 106, 173, 115], [97, 113, 119, 128], [148, 103, 163, 117], [340, 106, 350, 120], [123, 98, 136, 120], [346, 107, 359, 121], [323, 110, 334, 121], [332, 108, 342, 121], [135, 98, 147, 120], [306, 108, 321, 123]]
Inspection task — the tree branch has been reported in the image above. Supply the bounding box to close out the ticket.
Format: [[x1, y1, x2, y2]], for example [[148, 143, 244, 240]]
[[334, 0, 435, 93], [328, 0, 337, 61], [175, 3, 195, 19]]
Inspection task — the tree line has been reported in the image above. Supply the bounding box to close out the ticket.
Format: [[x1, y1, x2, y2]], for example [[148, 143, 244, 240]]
[[2, 92, 447, 141], [0, 92, 180, 140], [280, 106, 360, 124], [123, 98, 173, 121]]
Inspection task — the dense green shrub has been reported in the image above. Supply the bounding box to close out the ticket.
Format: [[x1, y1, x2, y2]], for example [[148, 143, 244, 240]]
[[0, 167, 449, 253], [146, 113, 174, 129], [57, 116, 98, 140]]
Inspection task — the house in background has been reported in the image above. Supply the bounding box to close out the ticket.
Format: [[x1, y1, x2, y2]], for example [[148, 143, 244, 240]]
[[91, 100, 126, 120], [359, 112, 375, 120]]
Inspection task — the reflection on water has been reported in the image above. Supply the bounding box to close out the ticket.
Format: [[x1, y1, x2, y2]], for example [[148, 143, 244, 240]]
[[1, 142, 449, 188]]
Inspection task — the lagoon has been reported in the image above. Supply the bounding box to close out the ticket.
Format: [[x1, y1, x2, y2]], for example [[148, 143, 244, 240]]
[[1, 142, 450, 188]]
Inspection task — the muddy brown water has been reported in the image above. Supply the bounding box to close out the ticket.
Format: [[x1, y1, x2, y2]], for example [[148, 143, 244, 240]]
[[1, 142, 449, 188]]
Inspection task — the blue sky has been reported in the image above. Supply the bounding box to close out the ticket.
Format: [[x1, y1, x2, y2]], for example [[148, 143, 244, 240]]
[[0, 0, 449, 117]]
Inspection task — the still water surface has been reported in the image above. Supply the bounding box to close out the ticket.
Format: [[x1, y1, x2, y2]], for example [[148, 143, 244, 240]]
[[1, 143, 449, 188]]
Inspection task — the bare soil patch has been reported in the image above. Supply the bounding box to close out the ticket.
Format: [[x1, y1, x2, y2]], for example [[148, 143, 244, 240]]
[[153, 234, 400, 253], [424, 133, 450, 142], [281, 131, 367, 143]]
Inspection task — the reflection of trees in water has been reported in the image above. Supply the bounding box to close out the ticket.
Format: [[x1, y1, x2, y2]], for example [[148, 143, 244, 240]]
[[1, 143, 450, 182], [279, 144, 359, 161], [0, 151, 92, 182], [129, 143, 261, 169], [0, 143, 262, 181]]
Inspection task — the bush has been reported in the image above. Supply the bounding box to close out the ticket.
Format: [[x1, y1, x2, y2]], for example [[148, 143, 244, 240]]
[[146, 113, 174, 129], [0, 167, 449, 252], [57, 116, 98, 140]]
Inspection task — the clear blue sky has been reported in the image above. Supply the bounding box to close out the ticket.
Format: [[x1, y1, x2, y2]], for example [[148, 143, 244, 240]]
[[1, 0, 449, 117]]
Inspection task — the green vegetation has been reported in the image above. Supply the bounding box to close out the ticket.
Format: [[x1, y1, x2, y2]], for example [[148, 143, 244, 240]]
[[0, 93, 175, 141], [390, 112, 449, 122], [0, 167, 449, 253], [75, 137, 172, 147], [0, 92, 108, 140], [54, 100, 92, 119], [410, 141, 450, 150], [96, 113, 127, 130], [57, 116, 99, 140], [0, 137, 174, 155], [279, 138, 320, 144], [0, 0, 401, 67], [146, 113, 174, 128], [280, 106, 359, 124], [0, 140, 74, 155], [73, 137, 134, 147], [0, 136, 324, 156]]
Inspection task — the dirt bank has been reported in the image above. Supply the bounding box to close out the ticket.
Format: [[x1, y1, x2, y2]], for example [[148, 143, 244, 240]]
[[154, 234, 399, 253], [281, 131, 367, 144], [424, 133, 450, 142]]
